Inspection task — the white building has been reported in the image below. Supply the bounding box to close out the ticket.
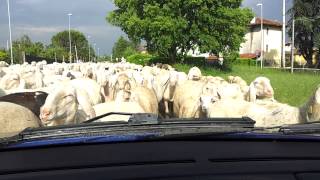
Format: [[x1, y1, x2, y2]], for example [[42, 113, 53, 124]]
[[240, 17, 282, 66]]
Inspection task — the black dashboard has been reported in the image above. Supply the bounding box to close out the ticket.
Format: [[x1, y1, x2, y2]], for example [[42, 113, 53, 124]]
[[1, 138, 320, 180]]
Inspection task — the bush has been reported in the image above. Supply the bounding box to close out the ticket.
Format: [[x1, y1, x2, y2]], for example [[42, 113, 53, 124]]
[[234, 58, 256, 66], [127, 53, 153, 65]]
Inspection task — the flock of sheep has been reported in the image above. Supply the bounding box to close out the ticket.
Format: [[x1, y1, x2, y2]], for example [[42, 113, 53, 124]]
[[0, 59, 320, 137]]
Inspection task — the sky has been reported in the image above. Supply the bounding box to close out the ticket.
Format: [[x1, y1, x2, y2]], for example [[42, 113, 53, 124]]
[[0, 0, 292, 55]]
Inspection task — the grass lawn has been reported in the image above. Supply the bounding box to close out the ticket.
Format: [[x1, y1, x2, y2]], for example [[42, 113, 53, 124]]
[[173, 64, 320, 107]]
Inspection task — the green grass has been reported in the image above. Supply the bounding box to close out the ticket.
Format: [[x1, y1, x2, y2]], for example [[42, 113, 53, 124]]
[[173, 64, 320, 107]]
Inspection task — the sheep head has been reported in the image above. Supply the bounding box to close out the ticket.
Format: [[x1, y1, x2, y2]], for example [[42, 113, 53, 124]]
[[188, 67, 202, 81], [248, 77, 274, 102], [307, 85, 320, 122], [0, 73, 22, 90], [40, 85, 78, 126], [199, 82, 220, 112]]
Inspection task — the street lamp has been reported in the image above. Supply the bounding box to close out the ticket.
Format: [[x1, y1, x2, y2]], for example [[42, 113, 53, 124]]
[[68, 13, 73, 63], [93, 43, 96, 62], [282, 0, 286, 68], [6, 0, 13, 65], [97, 47, 100, 60], [87, 35, 91, 62], [257, 3, 263, 69]]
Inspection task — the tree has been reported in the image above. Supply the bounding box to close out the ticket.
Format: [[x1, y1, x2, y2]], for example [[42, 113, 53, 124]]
[[107, 0, 253, 63], [112, 36, 137, 58], [51, 30, 95, 62], [287, 0, 320, 68], [0, 49, 8, 62], [12, 35, 45, 64]]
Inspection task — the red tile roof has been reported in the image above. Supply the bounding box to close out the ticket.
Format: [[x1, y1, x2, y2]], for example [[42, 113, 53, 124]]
[[252, 17, 282, 28], [240, 53, 257, 59]]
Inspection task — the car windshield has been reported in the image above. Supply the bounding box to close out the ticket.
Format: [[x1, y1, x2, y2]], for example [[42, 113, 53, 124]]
[[0, 0, 319, 139]]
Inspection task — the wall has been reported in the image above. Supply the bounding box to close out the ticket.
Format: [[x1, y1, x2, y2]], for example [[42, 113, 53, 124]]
[[240, 25, 282, 66]]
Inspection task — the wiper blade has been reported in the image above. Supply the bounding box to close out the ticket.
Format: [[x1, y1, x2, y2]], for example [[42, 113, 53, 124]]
[[83, 112, 159, 125], [280, 122, 320, 135], [0, 117, 255, 148]]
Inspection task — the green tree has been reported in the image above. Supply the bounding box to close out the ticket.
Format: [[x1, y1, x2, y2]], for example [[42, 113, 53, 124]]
[[51, 30, 95, 62], [12, 35, 45, 63], [0, 49, 9, 63], [107, 0, 253, 63], [112, 36, 137, 58], [287, 0, 320, 68]]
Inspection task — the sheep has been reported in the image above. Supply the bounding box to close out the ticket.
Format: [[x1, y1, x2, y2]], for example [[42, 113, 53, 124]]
[[227, 75, 248, 93], [40, 85, 95, 126], [38, 78, 101, 126], [93, 101, 145, 122], [206, 85, 320, 127], [173, 80, 219, 118], [0, 72, 26, 90], [0, 91, 48, 117], [0, 102, 41, 138], [0, 61, 9, 67], [246, 77, 275, 102], [187, 67, 202, 81]]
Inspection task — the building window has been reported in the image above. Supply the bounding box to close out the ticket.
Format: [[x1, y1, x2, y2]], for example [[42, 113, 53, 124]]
[[266, 44, 269, 53], [267, 28, 269, 35]]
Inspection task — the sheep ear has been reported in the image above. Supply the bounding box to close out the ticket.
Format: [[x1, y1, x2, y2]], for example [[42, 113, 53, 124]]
[[248, 83, 257, 102], [75, 89, 96, 119]]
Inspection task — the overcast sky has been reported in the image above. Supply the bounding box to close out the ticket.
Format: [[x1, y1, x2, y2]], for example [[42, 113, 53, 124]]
[[0, 0, 292, 55]]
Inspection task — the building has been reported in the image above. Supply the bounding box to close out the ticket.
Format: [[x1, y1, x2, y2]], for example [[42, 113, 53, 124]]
[[240, 17, 283, 66]]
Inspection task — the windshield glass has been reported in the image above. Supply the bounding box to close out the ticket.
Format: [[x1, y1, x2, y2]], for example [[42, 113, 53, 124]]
[[0, 0, 319, 139]]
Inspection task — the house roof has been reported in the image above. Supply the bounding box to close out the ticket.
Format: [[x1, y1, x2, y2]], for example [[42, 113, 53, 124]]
[[240, 53, 257, 59], [251, 17, 282, 28]]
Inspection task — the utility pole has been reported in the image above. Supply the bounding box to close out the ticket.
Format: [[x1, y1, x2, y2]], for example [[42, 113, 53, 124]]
[[6, 0, 13, 65], [87, 35, 91, 62], [93, 43, 96, 62], [257, 3, 263, 69], [68, 13, 73, 63], [75, 45, 78, 63], [6, 40, 9, 51], [291, 18, 295, 74], [282, 0, 286, 68], [54, 52, 57, 62]]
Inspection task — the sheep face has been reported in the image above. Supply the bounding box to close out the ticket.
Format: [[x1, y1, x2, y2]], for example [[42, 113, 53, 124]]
[[200, 95, 219, 112], [0, 73, 21, 90], [308, 86, 320, 122], [251, 77, 274, 99], [188, 67, 202, 81], [40, 86, 78, 126]]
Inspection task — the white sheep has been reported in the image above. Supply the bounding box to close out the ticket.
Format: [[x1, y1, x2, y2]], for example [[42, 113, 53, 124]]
[[0, 102, 41, 138], [206, 85, 320, 127], [39, 78, 102, 126], [247, 77, 275, 102], [187, 67, 202, 81]]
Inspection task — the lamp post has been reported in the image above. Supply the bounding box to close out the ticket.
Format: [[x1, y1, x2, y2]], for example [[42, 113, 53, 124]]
[[93, 43, 96, 62], [282, 0, 286, 68], [6, 0, 13, 65], [257, 3, 263, 69], [291, 18, 295, 74], [68, 13, 73, 63], [87, 35, 91, 62]]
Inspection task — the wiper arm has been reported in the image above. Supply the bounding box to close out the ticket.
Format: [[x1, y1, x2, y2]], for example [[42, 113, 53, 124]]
[[0, 116, 256, 147], [83, 112, 159, 125], [279, 122, 320, 135]]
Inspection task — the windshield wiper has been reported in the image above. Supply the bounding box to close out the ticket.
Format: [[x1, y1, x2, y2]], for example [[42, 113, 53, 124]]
[[83, 112, 159, 125], [0, 114, 256, 148], [279, 122, 320, 135]]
